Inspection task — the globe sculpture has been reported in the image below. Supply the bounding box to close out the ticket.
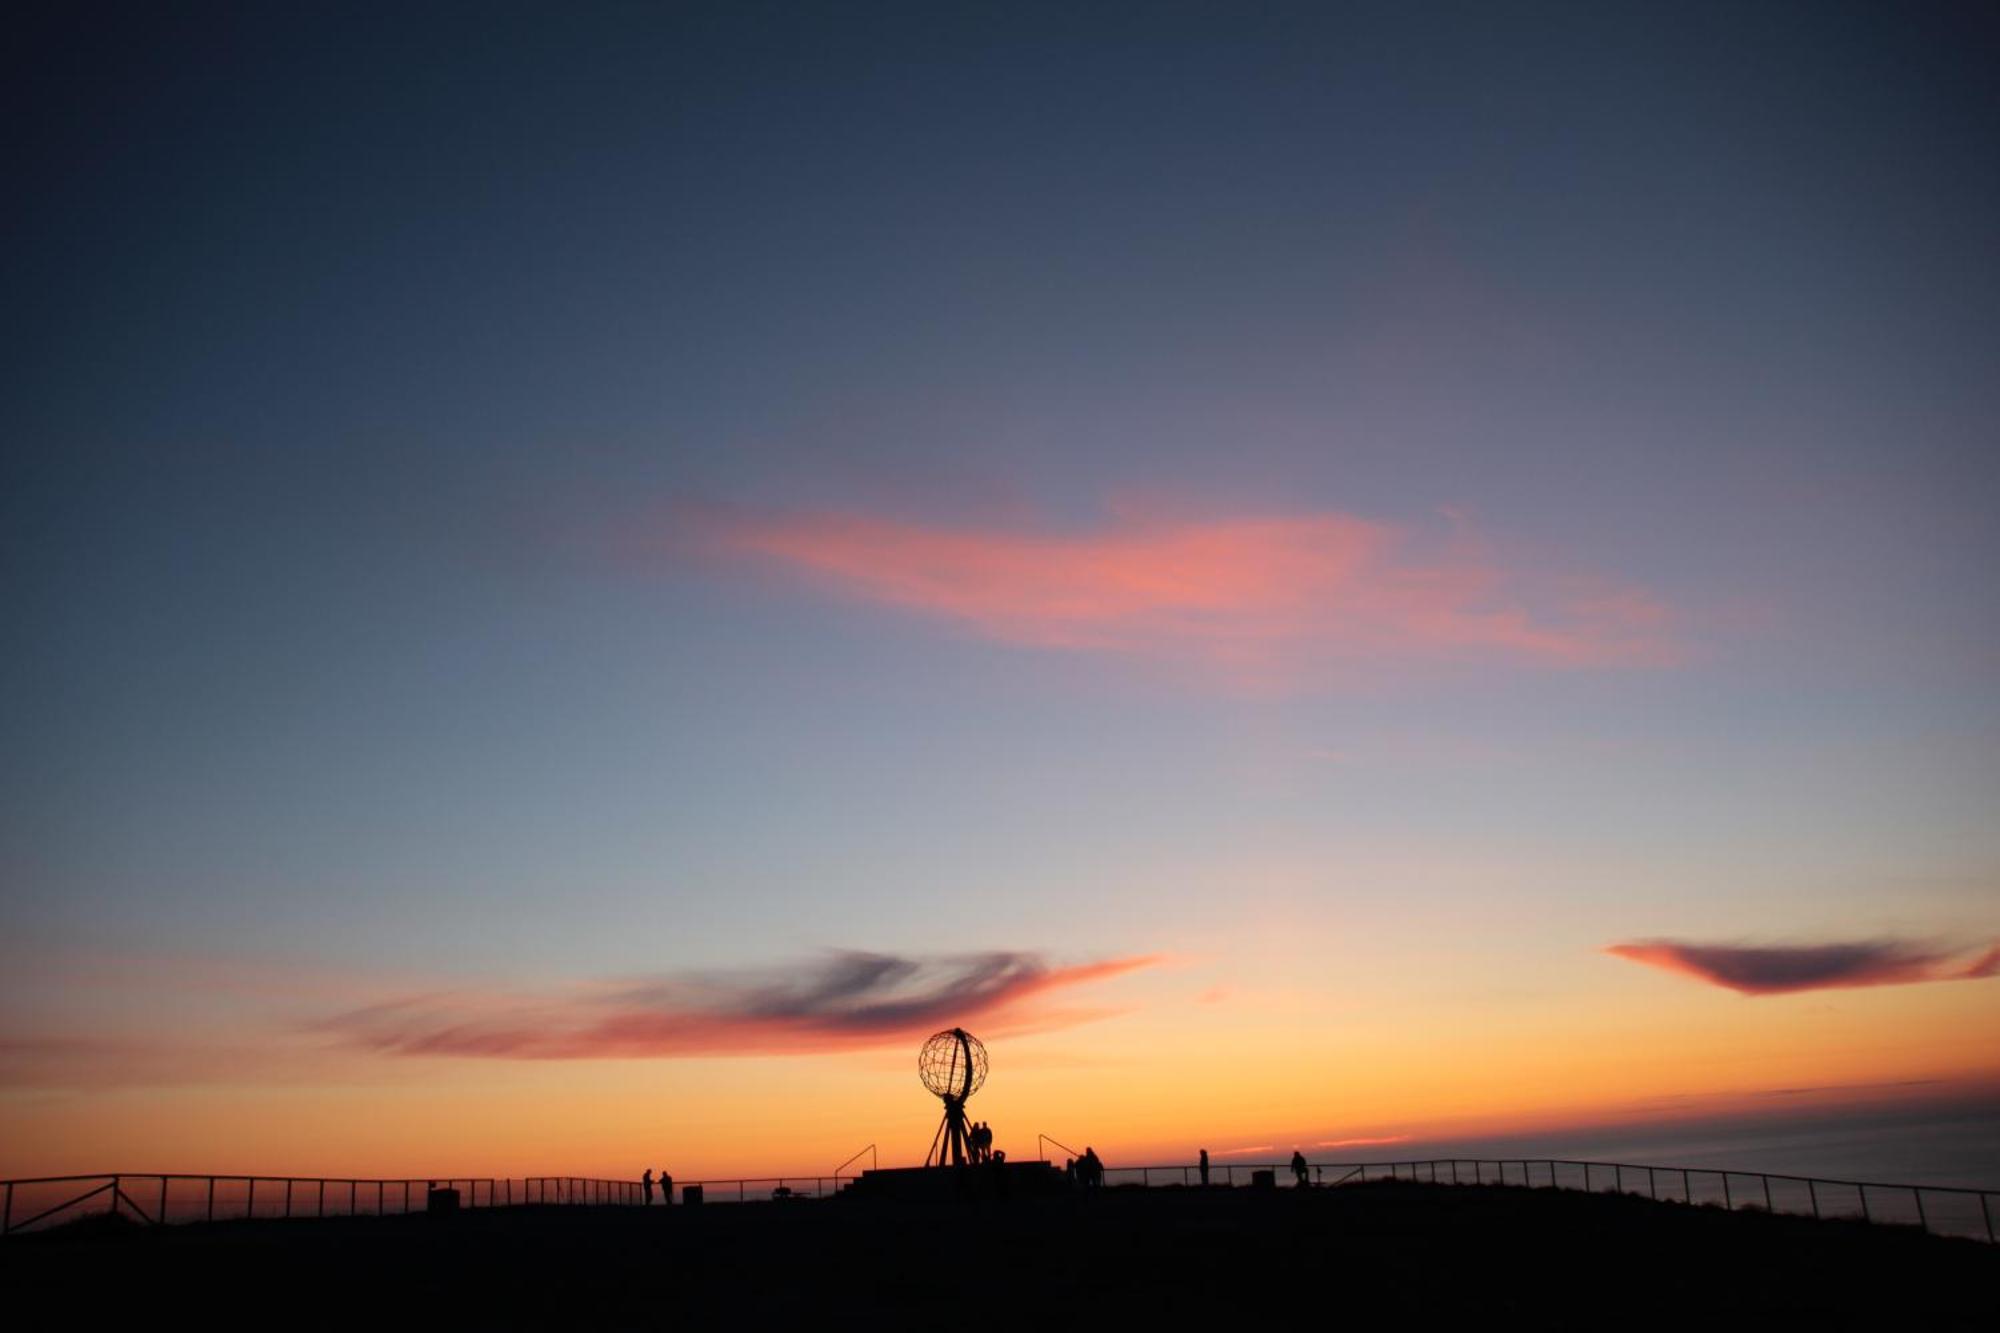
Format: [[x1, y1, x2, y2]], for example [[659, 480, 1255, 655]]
[[918, 1027, 987, 1167]]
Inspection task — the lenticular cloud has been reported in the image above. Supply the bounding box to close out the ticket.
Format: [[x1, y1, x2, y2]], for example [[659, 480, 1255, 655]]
[[682, 505, 1680, 689], [1605, 938, 2000, 996], [320, 950, 1156, 1059]]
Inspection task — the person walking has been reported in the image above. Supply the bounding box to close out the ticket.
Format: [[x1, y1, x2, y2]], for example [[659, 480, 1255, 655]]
[[1290, 1150, 1310, 1187], [1198, 1148, 1209, 1187]]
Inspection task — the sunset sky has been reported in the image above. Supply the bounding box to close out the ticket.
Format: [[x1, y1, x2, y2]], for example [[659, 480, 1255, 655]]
[[4, 2, 1997, 1184]]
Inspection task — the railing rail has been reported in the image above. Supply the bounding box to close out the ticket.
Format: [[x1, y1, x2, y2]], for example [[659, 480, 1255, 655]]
[[0, 1174, 641, 1236], [1038, 1133, 1082, 1163], [1082, 1156, 1997, 1244], [7, 1157, 1993, 1243], [830, 1144, 877, 1183]]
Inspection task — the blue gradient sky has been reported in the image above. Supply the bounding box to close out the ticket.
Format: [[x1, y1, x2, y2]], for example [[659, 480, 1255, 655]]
[[3, 2, 1997, 1175]]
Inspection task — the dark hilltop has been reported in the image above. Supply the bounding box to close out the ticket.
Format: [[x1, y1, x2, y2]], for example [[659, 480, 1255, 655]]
[[5, 1176, 1995, 1329]]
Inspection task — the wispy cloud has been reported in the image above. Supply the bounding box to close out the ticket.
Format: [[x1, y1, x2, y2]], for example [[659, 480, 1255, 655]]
[[1313, 1135, 1412, 1149], [1606, 938, 2000, 996], [320, 950, 1156, 1060], [687, 505, 1679, 689]]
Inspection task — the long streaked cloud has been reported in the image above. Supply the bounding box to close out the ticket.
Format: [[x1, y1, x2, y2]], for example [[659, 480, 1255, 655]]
[[1606, 938, 2000, 996], [687, 505, 1679, 687], [320, 950, 1157, 1060], [1313, 1134, 1412, 1149]]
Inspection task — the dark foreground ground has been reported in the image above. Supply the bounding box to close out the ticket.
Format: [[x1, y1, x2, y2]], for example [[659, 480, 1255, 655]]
[[5, 1180, 1996, 1329]]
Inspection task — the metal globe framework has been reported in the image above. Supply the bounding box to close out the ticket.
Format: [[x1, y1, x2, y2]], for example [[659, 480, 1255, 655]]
[[918, 1027, 987, 1167], [918, 1027, 987, 1102]]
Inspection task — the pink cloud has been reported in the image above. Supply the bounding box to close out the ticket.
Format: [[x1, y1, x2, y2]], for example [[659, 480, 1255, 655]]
[[1606, 938, 2000, 996], [321, 950, 1156, 1060], [693, 506, 1679, 687]]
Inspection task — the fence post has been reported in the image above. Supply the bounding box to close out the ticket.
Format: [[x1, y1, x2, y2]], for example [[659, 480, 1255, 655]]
[[1582, 1163, 1589, 1192], [1451, 1160, 1458, 1185], [1859, 1185, 1870, 1224], [210, 1178, 218, 1222], [349, 1181, 357, 1215], [245, 1177, 254, 1219], [3, 1181, 11, 1235], [1807, 1180, 1819, 1218], [1647, 1167, 1656, 1200], [1762, 1175, 1772, 1212], [1721, 1174, 1731, 1211], [1681, 1169, 1690, 1203], [1982, 1194, 1992, 1244], [160, 1177, 169, 1226], [1913, 1188, 1926, 1232], [1615, 1164, 1622, 1193], [285, 1179, 293, 1219]]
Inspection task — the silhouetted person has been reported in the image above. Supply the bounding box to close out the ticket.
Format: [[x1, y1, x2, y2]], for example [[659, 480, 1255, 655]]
[[1064, 1157, 1076, 1185], [642, 1168, 655, 1205], [1082, 1147, 1104, 1188], [1199, 1149, 1209, 1187], [658, 1169, 673, 1204], [1291, 1150, 1309, 1187]]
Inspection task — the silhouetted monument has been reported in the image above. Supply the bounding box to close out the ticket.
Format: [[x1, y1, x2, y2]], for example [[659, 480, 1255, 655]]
[[919, 1027, 988, 1167], [844, 1025, 1065, 1200]]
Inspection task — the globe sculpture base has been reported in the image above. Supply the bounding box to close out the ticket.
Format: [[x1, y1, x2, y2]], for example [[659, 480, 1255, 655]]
[[926, 1094, 970, 1168]]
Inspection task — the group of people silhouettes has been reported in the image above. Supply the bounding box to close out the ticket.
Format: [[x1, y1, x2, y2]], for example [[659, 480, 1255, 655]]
[[1063, 1147, 1105, 1187], [966, 1120, 1000, 1163], [1186, 1147, 1312, 1188], [639, 1145, 1314, 1199]]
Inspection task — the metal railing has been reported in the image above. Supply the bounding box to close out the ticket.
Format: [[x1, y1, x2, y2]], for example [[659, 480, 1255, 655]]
[[8, 1157, 1992, 1244], [1085, 1156, 1997, 1244], [831, 1144, 878, 1180], [0, 1174, 643, 1236]]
